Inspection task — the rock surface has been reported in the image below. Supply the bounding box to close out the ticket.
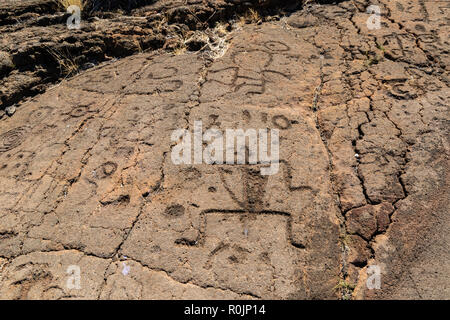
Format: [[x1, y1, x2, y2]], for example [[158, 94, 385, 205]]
[[0, 0, 448, 299], [0, 0, 294, 111]]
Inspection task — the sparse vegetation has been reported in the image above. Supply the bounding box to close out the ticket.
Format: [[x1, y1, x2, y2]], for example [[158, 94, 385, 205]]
[[246, 8, 262, 23], [87, 0, 141, 12], [55, 0, 85, 10], [364, 50, 384, 66], [214, 22, 228, 37], [54, 0, 148, 12], [238, 8, 262, 26], [173, 45, 187, 56], [340, 233, 352, 248], [46, 47, 79, 77], [334, 279, 356, 300]]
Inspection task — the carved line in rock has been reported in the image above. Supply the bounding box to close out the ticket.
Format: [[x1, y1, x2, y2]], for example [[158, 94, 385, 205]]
[[69, 58, 163, 95], [235, 111, 294, 130], [152, 80, 184, 94], [218, 162, 313, 207], [69, 105, 91, 118], [418, 0, 430, 21], [147, 65, 178, 80], [206, 67, 291, 96], [230, 40, 292, 68], [203, 242, 248, 270], [263, 40, 291, 53], [58, 99, 97, 120], [417, 33, 439, 44], [71, 60, 129, 85], [6, 263, 54, 300], [175, 209, 305, 251], [126, 62, 184, 95], [95, 161, 118, 179], [204, 40, 293, 97], [27, 106, 55, 124], [172, 160, 314, 250], [0, 127, 29, 153], [382, 33, 418, 58], [386, 83, 418, 100], [231, 49, 274, 70], [219, 166, 269, 212], [272, 114, 292, 130]]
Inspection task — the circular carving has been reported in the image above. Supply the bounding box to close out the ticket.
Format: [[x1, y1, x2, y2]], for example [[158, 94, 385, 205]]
[[70, 105, 90, 118], [272, 115, 291, 130], [96, 161, 117, 179], [0, 127, 27, 153], [28, 106, 54, 123], [263, 41, 290, 52]]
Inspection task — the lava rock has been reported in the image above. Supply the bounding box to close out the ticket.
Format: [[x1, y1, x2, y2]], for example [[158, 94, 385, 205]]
[[0, 51, 14, 77]]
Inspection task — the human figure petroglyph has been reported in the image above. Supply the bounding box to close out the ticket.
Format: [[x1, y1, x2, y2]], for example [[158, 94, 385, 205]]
[[204, 41, 293, 97], [172, 160, 313, 251]]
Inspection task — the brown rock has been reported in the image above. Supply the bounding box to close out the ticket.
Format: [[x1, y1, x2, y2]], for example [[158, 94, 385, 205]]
[[346, 203, 394, 239], [347, 235, 370, 266], [346, 206, 378, 240], [0, 0, 448, 301], [0, 51, 14, 76], [373, 202, 394, 232]]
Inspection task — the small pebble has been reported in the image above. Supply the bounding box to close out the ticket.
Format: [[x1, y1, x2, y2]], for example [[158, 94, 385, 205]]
[[81, 62, 96, 70], [5, 105, 16, 116], [122, 262, 130, 276]]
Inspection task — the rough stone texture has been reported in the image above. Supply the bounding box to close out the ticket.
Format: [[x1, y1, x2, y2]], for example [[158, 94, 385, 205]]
[[0, 0, 296, 110], [0, 0, 449, 300], [346, 202, 393, 240]]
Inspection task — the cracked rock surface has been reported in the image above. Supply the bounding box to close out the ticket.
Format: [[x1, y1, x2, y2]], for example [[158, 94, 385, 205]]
[[0, 0, 449, 299]]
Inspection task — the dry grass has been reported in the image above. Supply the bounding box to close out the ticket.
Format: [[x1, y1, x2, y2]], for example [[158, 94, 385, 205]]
[[55, 0, 85, 10], [214, 22, 228, 37], [154, 14, 168, 33], [132, 37, 144, 53], [246, 8, 261, 23], [205, 23, 230, 59], [236, 8, 262, 27], [334, 279, 356, 300], [173, 45, 187, 56], [46, 47, 79, 77]]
